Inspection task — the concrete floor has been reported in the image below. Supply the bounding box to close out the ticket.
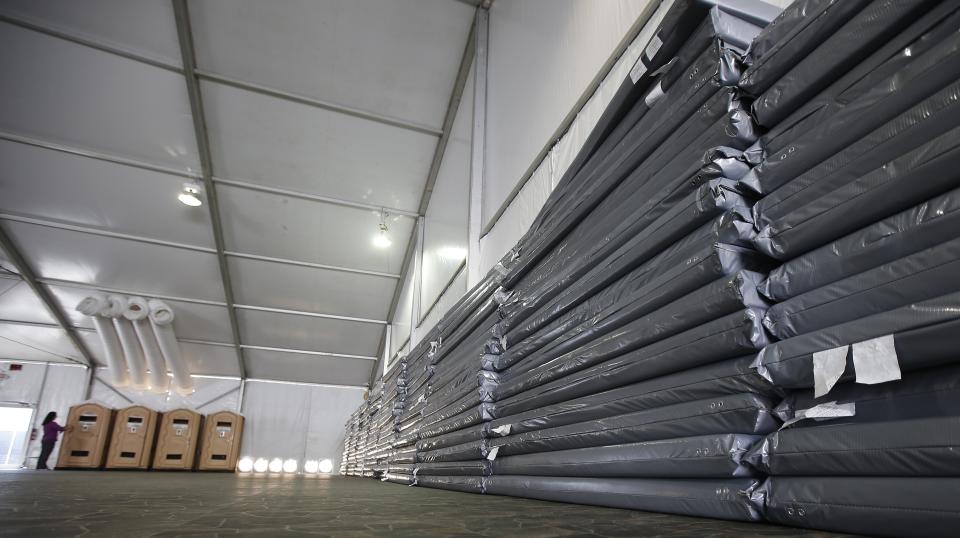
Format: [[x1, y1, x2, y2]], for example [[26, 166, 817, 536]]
[[0, 471, 850, 537]]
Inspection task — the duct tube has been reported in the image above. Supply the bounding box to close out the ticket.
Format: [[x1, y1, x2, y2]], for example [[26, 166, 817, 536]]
[[76, 295, 129, 387], [124, 296, 168, 392], [113, 316, 147, 389], [148, 299, 194, 395], [103, 294, 146, 387]]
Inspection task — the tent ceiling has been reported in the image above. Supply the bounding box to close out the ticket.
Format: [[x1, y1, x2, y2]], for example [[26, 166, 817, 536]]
[[0, 0, 477, 385]]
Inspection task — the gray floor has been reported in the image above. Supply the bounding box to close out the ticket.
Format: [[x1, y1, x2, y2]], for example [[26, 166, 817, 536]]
[[0, 470, 850, 537]]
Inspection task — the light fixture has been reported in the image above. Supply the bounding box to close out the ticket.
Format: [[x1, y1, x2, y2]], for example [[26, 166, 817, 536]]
[[237, 457, 254, 473], [303, 460, 319, 474], [268, 458, 283, 473], [283, 459, 298, 473], [253, 458, 269, 473], [318, 459, 334, 474], [177, 183, 203, 207], [372, 209, 391, 248]]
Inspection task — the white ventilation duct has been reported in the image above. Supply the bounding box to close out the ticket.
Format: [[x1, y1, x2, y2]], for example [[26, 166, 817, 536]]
[[123, 296, 167, 392], [76, 295, 129, 387], [148, 299, 194, 395], [101, 294, 148, 388]]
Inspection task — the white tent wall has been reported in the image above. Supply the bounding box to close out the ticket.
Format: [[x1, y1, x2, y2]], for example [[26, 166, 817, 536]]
[[480, 0, 658, 229], [0, 361, 88, 469], [240, 380, 365, 475]]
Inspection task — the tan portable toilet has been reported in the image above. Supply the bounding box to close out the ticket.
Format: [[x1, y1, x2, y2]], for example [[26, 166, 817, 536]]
[[56, 403, 115, 469], [197, 411, 244, 471], [105, 405, 159, 469], [152, 409, 203, 470]]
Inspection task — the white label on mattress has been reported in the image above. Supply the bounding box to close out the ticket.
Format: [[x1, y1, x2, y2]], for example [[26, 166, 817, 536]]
[[781, 401, 855, 428], [629, 58, 648, 84], [644, 81, 665, 108], [812, 345, 848, 397], [486, 446, 499, 461], [491, 424, 511, 437], [645, 34, 664, 59], [852, 335, 902, 385]]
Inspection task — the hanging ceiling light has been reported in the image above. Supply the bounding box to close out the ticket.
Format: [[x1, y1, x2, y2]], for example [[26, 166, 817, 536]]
[[372, 209, 391, 248], [303, 460, 319, 474], [283, 459, 299, 473], [318, 459, 334, 473], [177, 183, 203, 207]]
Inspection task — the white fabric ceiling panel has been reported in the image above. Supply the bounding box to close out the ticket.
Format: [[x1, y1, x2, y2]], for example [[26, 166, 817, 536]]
[[0, 280, 57, 326], [482, 0, 653, 226], [189, 0, 475, 129], [228, 258, 395, 320], [202, 81, 435, 212], [236, 309, 383, 357], [217, 185, 411, 274], [2, 221, 225, 302], [244, 350, 372, 387], [0, 22, 199, 173], [0, 140, 215, 248], [46, 284, 233, 343], [420, 64, 473, 311], [0, 322, 81, 364], [178, 342, 241, 377], [0, 0, 182, 67]]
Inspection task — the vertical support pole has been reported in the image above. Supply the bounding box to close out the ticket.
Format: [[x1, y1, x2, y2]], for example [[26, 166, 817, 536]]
[[383, 324, 392, 377], [83, 365, 95, 400], [410, 216, 425, 348], [237, 378, 246, 414], [467, 7, 489, 289]]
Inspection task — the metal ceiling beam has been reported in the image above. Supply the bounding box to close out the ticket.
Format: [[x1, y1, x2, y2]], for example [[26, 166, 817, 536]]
[[0, 318, 378, 361], [173, 0, 245, 379], [0, 212, 402, 280], [212, 177, 420, 218], [0, 15, 183, 73], [0, 131, 421, 222], [234, 304, 386, 325], [0, 131, 200, 179], [35, 276, 387, 325], [0, 226, 93, 367], [196, 71, 443, 137], [387, 12, 478, 323], [37, 277, 228, 307], [0, 15, 442, 139], [224, 251, 400, 279], [239, 344, 378, 361]]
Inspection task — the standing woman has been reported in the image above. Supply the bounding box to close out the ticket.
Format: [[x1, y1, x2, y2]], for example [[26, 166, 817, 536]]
[[37, 412, 67, 470]]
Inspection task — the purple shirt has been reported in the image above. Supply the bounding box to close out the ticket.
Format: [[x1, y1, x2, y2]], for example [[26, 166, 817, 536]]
[[42, 421, 65, 442]]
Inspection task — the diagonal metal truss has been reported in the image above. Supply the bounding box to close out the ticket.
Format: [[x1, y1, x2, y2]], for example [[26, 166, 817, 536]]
[[0, 226, 93, 367]]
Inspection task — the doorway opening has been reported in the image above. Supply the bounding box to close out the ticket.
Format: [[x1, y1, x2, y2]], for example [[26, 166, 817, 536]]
[[0, 406, 35, 469]]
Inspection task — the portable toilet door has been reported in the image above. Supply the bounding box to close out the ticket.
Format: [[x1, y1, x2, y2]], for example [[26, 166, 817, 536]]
[[152, 409, 202, 470], [197, 411, 244, 471], [105, 405, 158, 469], [56, 403, 115, 469]]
